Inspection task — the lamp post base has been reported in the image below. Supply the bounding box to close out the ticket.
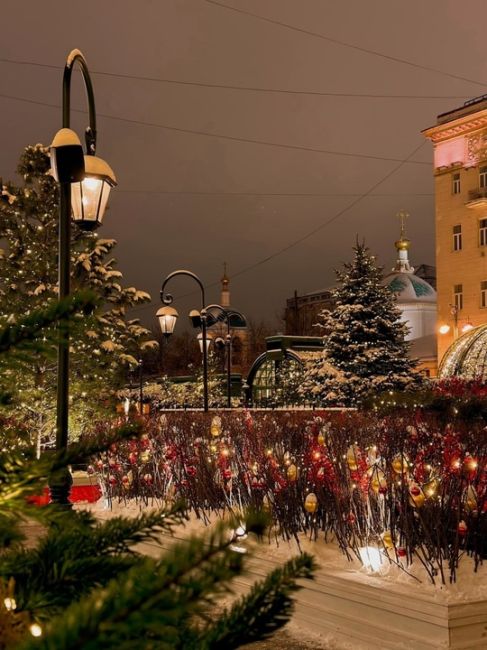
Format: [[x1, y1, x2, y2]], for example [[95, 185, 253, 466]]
[[48, 468, 73, 507]]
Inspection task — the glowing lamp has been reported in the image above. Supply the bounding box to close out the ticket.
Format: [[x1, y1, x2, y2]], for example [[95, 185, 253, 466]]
[[359, 546, 383, 572], [461, 323, 474, 334], [70, 155, 117, 230], [156, 306, 179, 337], [439, 324, 451, 334], [197, 331, 213, 354]]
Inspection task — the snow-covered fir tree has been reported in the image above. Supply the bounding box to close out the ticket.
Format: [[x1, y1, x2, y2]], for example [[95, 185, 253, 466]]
[[301, 241, 421, 406], [0, 144, 157, 440]]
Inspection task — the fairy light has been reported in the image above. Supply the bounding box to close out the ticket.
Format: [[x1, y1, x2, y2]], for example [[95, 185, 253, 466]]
[[3, 597, 16, 611], [29, 623, 42, 637]]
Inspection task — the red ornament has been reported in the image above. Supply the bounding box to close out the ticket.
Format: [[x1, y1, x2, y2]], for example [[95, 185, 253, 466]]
[[458, 520, 468, 535]]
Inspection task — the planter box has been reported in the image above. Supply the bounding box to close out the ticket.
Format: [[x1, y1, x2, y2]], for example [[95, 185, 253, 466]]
[[234, 553, 487, 650], [95, 510, 487, 650]]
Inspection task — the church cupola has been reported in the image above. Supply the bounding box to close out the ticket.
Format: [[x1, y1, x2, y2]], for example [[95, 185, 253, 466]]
[[393, 209, 414, 274]]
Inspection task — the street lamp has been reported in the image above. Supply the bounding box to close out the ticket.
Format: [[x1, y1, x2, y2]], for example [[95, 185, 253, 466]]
[[197, 330, 214, 354], [158, 270, 209, 411], [49, 49, 116, 505], [203, 304, 247, 408], [156, 306, 178, 337]]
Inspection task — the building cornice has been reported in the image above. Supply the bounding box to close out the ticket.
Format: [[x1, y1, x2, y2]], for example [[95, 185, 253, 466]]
[[423, 110, 487, 143]]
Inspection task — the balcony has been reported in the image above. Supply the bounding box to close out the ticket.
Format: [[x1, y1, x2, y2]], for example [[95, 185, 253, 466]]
[[466, 188, 487, 208]]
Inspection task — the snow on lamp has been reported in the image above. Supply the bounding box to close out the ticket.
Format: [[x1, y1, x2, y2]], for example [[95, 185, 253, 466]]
[[156, 306, 178, 337]]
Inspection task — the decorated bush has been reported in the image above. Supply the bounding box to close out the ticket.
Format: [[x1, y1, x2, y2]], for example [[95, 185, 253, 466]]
[[94, 410, 486, 584]]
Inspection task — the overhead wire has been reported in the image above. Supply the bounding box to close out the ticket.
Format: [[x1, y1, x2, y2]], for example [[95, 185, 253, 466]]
[[130, 140, 429, 314], [202, 0, 487, 89], [0, 91, 430, 166], [0, 56, 472, 100]]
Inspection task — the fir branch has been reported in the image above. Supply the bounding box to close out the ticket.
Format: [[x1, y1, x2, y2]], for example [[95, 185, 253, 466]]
[[197, 553, 315, 649], [18, 517, 297, 650], [0, 422, 141, 513], [0, 504, 187, 618], [0, 292, 98, 354]]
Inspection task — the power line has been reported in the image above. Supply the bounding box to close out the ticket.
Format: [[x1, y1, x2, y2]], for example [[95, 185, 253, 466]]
[[0, 56, 471, 100], [202, 0, 487, 89], [130, 141, 429, 314], [0, 92, 430, 166], [116, 189, 434, 198]]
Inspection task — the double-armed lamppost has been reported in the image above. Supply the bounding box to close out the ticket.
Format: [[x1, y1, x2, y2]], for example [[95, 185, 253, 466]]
[[204, 304, 246, 408], [157, 270, 210, 411], [49, 49, 116, 503]]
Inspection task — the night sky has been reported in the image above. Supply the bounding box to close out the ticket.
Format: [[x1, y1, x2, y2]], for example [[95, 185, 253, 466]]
[[1, 1, 485, 328]]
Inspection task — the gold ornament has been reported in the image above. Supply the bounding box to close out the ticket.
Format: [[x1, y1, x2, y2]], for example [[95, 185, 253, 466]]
[[464, 485, 478, 512], [346, 445, 360, 471], [140, 450, 151, 463], [423, 478, 439, 498], [287, 463, 298, 482], [210, 416, 222, 437], [392, 454, 409, 474], [304, 492, 318, 513], [381, 530, 394, 549], [369, 469, 387, 494]]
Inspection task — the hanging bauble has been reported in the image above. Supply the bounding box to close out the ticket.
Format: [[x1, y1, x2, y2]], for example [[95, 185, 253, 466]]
[[423, 478, 439, 499], [464, 485, 478, 512], [367, 445, 378, 466], [381, 530, 394, 549], [392, 454, 409, 474], [304, 492, 318, 514], [211, 415, 222, 437], [317, 426, 327, 445], [140, 450, 151, 463], [370, 470, 387, 494], [409, 483, 425, 508], [346, 445, 360, 471], [287, 463, 298, 482]]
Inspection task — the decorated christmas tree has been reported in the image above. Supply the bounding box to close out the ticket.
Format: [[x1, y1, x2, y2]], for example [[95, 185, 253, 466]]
[[302, 241, 420, 406], [0, 144, 157, 440]]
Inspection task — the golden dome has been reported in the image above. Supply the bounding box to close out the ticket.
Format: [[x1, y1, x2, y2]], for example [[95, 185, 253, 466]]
[[395, 237, 411, 251]]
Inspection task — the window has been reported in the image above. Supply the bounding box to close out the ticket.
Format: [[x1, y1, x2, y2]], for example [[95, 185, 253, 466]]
[[452, 173, 461, 194], [481, 281, 487, 308], [480, 166, 487, 189], [454, 284, 463, 311], [480, 218, 487, 246], [453, 224, 462, 251]]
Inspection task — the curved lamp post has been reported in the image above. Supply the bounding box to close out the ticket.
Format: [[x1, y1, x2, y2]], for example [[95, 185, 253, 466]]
[[49, 49, 116, 504], [157, 270, 209, 411], [204, 304, 247, 408]]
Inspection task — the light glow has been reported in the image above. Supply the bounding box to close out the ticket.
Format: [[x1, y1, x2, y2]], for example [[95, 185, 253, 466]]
[[359, 546, 383, 572], [439, 324, 451, 334]]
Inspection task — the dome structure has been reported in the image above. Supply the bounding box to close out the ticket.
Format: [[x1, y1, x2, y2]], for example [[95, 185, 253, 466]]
[[381, 213, 437, 341], [438, 324, 487, 379], [384, 273, 436, 304]]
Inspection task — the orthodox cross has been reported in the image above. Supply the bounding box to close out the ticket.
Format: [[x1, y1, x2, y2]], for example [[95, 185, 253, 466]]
[[396, 209, 409, 239]]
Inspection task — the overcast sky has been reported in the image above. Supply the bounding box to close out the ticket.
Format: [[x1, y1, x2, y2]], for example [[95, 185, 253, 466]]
[[1, 0, 485, 328]]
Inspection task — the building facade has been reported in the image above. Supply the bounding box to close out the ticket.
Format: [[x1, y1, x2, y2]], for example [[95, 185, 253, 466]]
[[424, 96, 487, 366]]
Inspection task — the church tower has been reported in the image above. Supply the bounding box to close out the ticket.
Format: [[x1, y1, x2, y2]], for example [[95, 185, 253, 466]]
[[221, 262, 230, 307]]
